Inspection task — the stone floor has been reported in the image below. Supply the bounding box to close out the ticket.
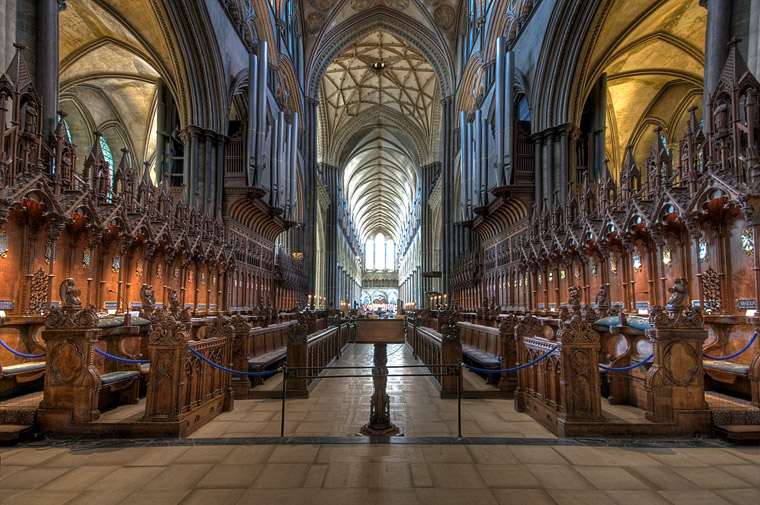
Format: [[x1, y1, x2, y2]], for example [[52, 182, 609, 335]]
[[0, 344, 757, 505]]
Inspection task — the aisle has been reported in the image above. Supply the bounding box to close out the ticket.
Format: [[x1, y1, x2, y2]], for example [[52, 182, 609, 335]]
[[189, 343, 555, 439]]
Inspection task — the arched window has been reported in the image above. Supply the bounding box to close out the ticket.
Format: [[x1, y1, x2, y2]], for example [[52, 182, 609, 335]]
[[365, 238, 375, 270], [100, 136, 114, 200], [365, 232, 396, 271], [58, 113, 71, 142]]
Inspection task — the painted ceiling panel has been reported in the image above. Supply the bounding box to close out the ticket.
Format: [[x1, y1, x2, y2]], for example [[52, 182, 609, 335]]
[[321, 30, 438, 140]]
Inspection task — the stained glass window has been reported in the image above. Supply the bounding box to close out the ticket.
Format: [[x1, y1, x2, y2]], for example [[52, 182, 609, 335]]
[[99, 136, 114, 201]]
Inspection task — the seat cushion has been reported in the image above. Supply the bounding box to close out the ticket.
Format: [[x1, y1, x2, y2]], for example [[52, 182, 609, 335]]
[[626, 316, 651, 330], [462, 343, 501, 367], [248, 346, 287, 367], [703, 360, 749, 374], [101, 370, 141, 384], [2, 362, 46, 375]]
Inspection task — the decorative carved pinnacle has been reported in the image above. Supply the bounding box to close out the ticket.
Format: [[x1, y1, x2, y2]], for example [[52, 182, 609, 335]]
[[45, 279, 99, 329]]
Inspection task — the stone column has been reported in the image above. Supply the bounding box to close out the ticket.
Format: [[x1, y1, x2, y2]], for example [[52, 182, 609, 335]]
[[37, 0, 62, 138], [304, 98, 319, 296], [441, 96, 455, 293], [545, 133, 555, 208], [701, 0, 732, 129], [750, 0, 760, 79], [532, 132, 544, 211]]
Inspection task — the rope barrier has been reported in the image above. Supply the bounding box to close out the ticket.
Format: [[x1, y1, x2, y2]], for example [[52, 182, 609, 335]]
[[94, 348, 149, 364], [0, 338, 45, 359], [703, 333, 757, 361], [598, 353, 653, 372], [188, 347, 280, 377], [464, 345, 558, 374]]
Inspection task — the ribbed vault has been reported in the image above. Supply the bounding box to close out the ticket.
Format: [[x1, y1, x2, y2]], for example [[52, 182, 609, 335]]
[[343, 129, 417, 244], [318, 28, 439, 247]]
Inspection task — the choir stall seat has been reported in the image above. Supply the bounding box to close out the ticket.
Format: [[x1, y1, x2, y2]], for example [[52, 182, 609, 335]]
[[703, 329, 760, 405], [247, 322, 294, 382], [458, 322, 502, 383], [0, 323, 47, 399]]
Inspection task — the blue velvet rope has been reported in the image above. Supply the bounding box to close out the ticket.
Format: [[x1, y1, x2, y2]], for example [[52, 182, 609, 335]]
[[464, 345, 559, 374], [94, 348, 149, 364], [0, 338, 46, 359], [703, 333, 757, 361], [189, 347, 280, 377], [598, 353, 654, 372]]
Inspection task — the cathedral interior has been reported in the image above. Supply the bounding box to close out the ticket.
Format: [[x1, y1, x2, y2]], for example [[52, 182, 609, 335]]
[[0, 0, 758, 503]]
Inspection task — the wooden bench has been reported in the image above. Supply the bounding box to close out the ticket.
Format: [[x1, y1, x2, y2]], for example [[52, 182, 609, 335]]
[[457, 322, 502, 383], [95, 315, 154, 399], [92, 319, 146, 410], [593, 314, 654, 407], [0, 322, 46, 400], [247, 321, 294, 381], [703, 329, 760, 406]]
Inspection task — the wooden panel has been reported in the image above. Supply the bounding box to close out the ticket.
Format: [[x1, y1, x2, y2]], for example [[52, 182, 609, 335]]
[[354, 319, 405, 344]]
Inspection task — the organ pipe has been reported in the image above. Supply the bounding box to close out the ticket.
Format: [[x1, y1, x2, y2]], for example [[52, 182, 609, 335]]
[[289, 112, 299, 221], [247, 51, 258, 186], [466, 119, 473, 219], [482, 116, 490, 202], [284, 122, 292, 213], [460, 111, 468, 222], [505, 50, 515, 185], [495, 36, 505, 186], [255, 41, 268, 182], [277, 110, 286, 207], [472, 109, 481, 207], [475, 109, 483, 207]]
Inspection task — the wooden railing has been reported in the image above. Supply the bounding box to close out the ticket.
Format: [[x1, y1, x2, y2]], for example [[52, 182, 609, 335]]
[[306, 324, 348, 387], [285, 320, 352, 397], [181, 338, 232, 416], [143, 314, 234, 435], [405, 318, 460, 397]]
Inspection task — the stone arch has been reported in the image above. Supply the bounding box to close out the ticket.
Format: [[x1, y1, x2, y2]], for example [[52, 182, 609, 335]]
[[305, 11, 454, 100], [325, 106, 429, 168], [457, 53, 485, 117]]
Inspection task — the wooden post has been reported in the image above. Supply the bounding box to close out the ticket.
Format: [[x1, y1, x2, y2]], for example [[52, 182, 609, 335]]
[[143, 311, 191, 423], [556, 308, 605, 435], [498, 313, 518, 397], [438, 304, 462, 398], [229, 314, 252, 397], [644, 302, 712, 434], [285, 317, 309, 397], [38, 279, 102, 428]]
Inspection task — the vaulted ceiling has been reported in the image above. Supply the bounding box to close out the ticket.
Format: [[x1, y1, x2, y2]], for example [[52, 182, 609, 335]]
[[582, 0, 706, 172], [318, 29, 440, 245], [59, 0, 169, 177], [321, 31, 438, 144], [343, 130, 417, 243]]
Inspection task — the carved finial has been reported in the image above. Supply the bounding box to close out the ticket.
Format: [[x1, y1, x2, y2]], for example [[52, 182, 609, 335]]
[[45, 279, 98, 329]]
